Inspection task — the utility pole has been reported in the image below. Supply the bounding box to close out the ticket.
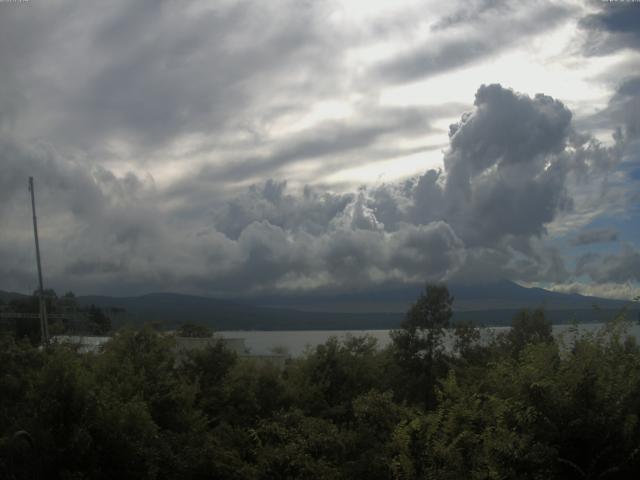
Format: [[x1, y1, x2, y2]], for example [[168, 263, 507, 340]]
[[28, 177, 49, 345]]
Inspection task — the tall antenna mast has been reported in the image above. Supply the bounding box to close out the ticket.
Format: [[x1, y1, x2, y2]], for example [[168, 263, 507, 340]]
[[28, 177, 49, 344]]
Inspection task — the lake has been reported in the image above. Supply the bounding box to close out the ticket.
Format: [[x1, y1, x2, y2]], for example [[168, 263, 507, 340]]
[[217, 322, 640, 357]]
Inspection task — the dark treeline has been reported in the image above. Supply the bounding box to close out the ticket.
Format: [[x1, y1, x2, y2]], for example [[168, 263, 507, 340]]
[[0, 290, 114, 342], [1, 284, 640, 479]]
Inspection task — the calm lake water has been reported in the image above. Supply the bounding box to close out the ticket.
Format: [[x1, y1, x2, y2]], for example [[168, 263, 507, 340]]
[[218, 323, 640, 357]]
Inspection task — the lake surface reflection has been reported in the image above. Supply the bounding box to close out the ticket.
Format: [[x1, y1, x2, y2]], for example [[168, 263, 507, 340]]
[[218, 322, 640, 357]]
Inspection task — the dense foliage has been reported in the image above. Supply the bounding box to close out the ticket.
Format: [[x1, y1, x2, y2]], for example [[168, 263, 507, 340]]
[[1, 290, 113, 342], [1, 284, 640, 479]]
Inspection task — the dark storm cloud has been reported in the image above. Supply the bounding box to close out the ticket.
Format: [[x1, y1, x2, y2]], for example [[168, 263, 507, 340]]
[[571, 228, 619, 246], [430, 0, 509, 31], [451, 241, 571, 285], [579, 75, 640, 148], [2, 0, 474, 198], [0, 0, 632, 303], [387, 222, 465, 280], [200, 84, 633, 291], [0, 0, 347, 154], [198, 105, 437, 184], [576, 75, 640, 209], [211, 181, 354, 239], [447, 85, 571, 172], [576, 244, 640, 283], [374, 1, 571, 84], [0, 137, 102, 217], [579, 1, 640, 56], [188, 84, 593, 291], [3, 76, 632, 296], [607, 76, 640, 140], [0, 135, 164, 294], [375, 38, 493, 84], [0, 130, 466, 295], [435, 84, 573, 247], [73, 1, 331, 149], [66, 259, 123, 276]]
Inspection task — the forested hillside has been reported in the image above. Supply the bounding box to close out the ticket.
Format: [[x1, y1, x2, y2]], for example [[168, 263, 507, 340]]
[[2, 285, 640, 479], [4, 280, 635, 331]]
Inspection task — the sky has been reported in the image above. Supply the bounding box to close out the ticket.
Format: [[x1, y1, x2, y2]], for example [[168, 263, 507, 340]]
[[1, 0, 639, 300]]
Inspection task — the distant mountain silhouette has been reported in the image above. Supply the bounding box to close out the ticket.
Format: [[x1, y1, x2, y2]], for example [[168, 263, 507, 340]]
[[252, 279, 630, 313], [75, 292, 400, 330], [1, 280, 636, 330], [0, 290, 31, 304]]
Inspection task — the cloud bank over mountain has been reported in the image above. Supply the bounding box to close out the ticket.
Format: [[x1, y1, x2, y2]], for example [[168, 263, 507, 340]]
[[0, 0, 638, 299], [2, 84, 636, 297]]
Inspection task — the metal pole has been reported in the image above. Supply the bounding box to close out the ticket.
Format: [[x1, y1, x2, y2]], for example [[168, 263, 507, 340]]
[[28, 177, 49, 344]]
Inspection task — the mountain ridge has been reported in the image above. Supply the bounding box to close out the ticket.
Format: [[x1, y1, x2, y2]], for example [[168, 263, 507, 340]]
[[2, 280, 637, 330]]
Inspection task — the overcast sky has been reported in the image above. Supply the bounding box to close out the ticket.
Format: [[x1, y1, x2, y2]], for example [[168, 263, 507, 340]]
[[1, 0, 639, 300]]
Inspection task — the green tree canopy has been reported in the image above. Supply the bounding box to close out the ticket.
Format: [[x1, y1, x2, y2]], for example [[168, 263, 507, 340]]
[[390, 283, 454, 407], [176, 322, 213, 338]]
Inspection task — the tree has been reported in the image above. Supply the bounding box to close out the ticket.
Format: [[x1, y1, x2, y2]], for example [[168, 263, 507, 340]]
[[500, 308, 553, 357], [180, 340, 238, 422], [390, 283, 454, 407], [288, 335, 385, 420], [347, 390, 412, 479], [58, 292, 78, 310], [452, 320, 482, 361], [253, 409, 345, 479], [177, 322, 212, 338], [8, 295, 41, 344], [86, 304, 112, 335]]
